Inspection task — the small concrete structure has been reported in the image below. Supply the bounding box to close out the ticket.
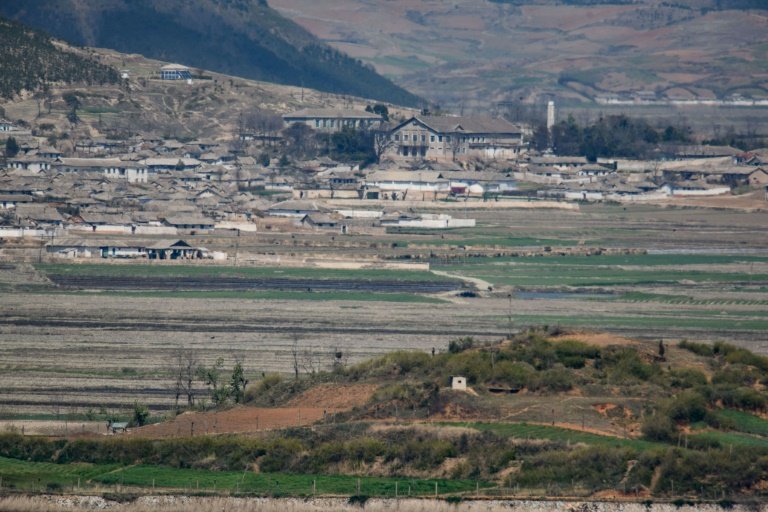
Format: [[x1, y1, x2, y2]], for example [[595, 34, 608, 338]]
[[451, 376, 467, 391], [108, 421, 128, 434]]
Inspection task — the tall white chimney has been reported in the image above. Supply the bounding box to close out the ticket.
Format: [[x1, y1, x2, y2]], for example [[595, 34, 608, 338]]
[[546, 100, 556, 132]]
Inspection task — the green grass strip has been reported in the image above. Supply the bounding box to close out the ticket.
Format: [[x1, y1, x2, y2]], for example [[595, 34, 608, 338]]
[[0, 457, 488, 496], [36, 263, 452, 283], [443, 422, 661, 450]]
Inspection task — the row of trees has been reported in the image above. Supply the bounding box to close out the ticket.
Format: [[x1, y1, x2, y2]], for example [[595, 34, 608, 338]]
[[531, 114, 692, 159], [170, 350, 248, 411]]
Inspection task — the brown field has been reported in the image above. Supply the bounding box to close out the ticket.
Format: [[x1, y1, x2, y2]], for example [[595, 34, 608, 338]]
[[127, 407, 331, 438]]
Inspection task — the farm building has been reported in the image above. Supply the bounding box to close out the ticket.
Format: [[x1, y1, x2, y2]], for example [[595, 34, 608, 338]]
[[146, 240, 209, 260]]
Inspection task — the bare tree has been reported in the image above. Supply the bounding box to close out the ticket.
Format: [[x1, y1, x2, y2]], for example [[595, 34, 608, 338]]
[[282, 123, 317, 159], [243, 108, 284, 145], [373, 131, 395, 163], [171, 347, 200, 410], [448, 133, 464, 161], [291, 337, 300, 381], [301, 345, 320, 376]]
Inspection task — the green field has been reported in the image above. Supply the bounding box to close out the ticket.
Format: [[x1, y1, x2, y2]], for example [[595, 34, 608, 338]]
[[36, 263, 451, 283], [499, 312, 768, 333], [715, 410, 768, 437], [449, 422, 661, 451], [35, 289, 446, 304], [0, 457, 487, 497], [440, 254, 768, 288]]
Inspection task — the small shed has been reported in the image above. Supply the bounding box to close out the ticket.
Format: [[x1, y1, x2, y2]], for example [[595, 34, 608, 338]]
[[451, 376, 467, 391]]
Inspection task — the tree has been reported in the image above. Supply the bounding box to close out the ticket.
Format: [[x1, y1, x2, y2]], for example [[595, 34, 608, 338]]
[[282, 123, 317, 159], [448, 133, 463, 161], [373, 131, 395, 163], [366, 103, 389, 121], [242, 108, 283, 144], [131, 401, 150, 427], [327, 127, 375, 164], [197, 357, 228, 405], [63, 92, 80, 125], [175, 159, 185, 171], [171, 348, 199, 410], [5, 136, 19, 158], [551, 115, 582, 156], [229, 360, 248, 404], [291, 338, 300, 381]]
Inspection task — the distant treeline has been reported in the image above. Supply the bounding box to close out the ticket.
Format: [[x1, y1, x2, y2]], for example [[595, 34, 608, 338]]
[[533, 114, 692, 159], [0, 16, 119, 99]]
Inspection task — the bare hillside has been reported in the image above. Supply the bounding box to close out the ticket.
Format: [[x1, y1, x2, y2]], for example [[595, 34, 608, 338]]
[[269, 0, 768, 110]]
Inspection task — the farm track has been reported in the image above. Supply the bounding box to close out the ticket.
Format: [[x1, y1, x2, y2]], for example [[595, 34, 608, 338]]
[[47, 275, 462, 293]]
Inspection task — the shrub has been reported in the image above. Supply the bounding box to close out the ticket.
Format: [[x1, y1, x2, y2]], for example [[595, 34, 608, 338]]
[[244, 373, 282, 402], [444, 351, 492, 384], [641, 413, 678, 442], [678, 340, 714, 357], [712, 366, 760, 387], [448, 337, 475, 354], [603, 348, 658, 383], [532, 366, 575, 392], [491, 361, 534, 389], [665, 390, 708, 423], [715, 386, 767, 411], [724, 349, 768, 373], [554, 339, 601, 369], [668, 368, 708, 389]]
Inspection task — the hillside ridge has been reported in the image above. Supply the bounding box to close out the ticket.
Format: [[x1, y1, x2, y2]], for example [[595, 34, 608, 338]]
[[0, 0, 422, 107]]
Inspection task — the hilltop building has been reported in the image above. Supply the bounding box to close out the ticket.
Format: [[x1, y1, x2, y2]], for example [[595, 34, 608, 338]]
[[160, 64, 192, 81]]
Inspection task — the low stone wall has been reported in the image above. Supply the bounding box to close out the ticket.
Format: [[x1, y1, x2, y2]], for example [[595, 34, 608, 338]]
[[11, 495, 762, 512]]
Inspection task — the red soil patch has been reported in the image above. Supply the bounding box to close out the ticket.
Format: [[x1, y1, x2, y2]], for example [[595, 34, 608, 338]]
[[286, 383, 378, 409], [125, 406, 330, 438], [125, 384, 377, 438]]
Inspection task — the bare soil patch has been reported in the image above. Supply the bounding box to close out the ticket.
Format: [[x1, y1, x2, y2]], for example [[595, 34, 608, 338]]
[[286, 383, 378, 409], [126, 406, 331, 438]]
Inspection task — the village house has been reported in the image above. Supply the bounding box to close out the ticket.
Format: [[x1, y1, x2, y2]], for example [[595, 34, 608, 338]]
[[0, 194, 33, 209], [387, 115, 525, 162], [8, 155, 51, 173], [75, 139, 127, 155], [364, 170, 450, 200], [55, 158, 148, 183], [161, 215, 216, 231], [266, 200, 326, 218], [146, 240, 209, 260], [283, 108, 384, 133], [142, 157, 201, 172], [448, 172, 517, 197], [0, 119, 17, 132]]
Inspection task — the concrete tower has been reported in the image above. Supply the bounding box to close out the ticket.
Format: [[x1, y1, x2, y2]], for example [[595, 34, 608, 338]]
[[546, 100, 556, 133]]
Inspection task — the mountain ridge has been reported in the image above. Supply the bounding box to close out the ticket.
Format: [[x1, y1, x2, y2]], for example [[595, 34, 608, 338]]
[[0, 0, 422, 107], [268, 0, 768, 111]]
